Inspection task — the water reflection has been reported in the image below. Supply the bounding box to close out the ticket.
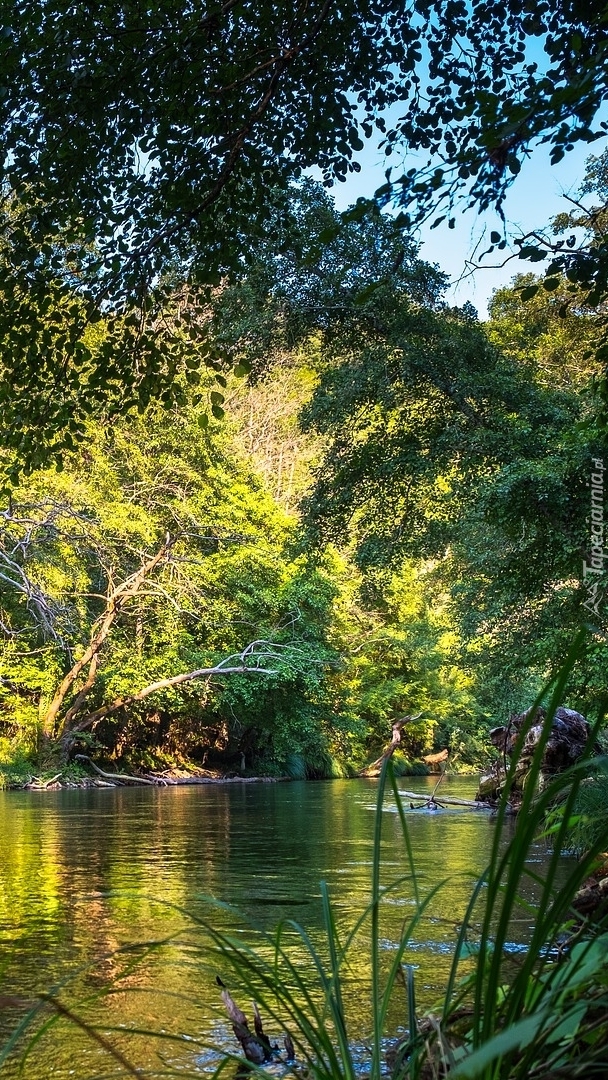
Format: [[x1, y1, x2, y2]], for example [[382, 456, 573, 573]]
[[0, 777, 562, 1076]]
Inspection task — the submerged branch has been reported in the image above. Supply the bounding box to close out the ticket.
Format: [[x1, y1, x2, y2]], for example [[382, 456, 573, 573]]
[[359, 714, 423, 777], [400, 790, 494, 809]]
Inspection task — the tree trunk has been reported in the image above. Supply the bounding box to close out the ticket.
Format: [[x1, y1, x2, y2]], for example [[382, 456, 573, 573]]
[[359, 714, 422, 777], [42, 535, 173, 739]]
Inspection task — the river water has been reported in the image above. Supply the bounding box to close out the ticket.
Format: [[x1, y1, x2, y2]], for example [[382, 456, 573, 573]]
[[0, 776, 563, 1077]]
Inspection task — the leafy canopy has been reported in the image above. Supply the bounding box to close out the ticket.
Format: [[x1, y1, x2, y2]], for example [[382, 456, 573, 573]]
[[2, 1, 608, 465]]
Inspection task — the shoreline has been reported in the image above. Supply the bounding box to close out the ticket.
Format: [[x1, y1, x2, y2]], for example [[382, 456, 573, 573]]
[[7, 769, 291, 791]]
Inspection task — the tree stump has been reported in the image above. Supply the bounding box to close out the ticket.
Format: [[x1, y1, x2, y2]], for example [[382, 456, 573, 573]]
[[475, 706, 595, 807]]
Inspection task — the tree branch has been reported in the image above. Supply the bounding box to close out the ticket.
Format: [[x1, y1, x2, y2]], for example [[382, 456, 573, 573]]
[[358, 714, 423, 777], [46, 534, 174, 738], [70, 643, 280, 733]]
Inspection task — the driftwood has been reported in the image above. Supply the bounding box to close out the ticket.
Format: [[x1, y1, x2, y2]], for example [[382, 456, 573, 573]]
[[219, 982, 296, 1066], [423, 748, 449, 769], [572, 855, 608, 921], [476, 706, 596, 807], [359, 714, 423, 777], [74, 754, 159, 786], [400, 790, 493, 809], [25, 773, 63, 789]]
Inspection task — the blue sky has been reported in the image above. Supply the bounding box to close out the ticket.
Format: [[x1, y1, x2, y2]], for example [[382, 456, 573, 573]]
[[318, 137, 607, 319]]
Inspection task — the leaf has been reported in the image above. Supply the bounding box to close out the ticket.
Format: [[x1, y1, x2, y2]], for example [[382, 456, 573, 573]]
[[354, 280, 384, 305], [317, 225, 340, 244], [451, 1011, 551, 1078], [519, 246, 546, 263], [520, 285, 539, 301]]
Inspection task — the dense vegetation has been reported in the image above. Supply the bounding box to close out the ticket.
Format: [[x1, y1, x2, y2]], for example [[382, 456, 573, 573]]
[[1, 2, 607, 784], [1, 180, 605, 784], [2, 1, 608, 475], [2, 5, 608, 1080]]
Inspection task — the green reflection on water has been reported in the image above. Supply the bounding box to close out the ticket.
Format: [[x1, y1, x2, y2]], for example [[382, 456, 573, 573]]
[[0, 777, 551, 1076]]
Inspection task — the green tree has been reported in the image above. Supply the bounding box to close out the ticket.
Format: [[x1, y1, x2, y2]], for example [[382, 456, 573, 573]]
[[293, 278, 600, 715], [0, 392, 343, 772], [0, 1, 421, 472], [5, 2, 605, 466], [487, 272, 600, 390]]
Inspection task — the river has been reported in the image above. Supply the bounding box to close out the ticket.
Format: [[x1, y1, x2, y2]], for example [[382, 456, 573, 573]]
[[0, 775, 563, 1077]]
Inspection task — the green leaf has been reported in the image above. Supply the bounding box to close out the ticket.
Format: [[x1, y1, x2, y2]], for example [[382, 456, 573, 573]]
[[451, 1011, 551, 1078], [354, 280, 384, 305], [519, 246, 546, 263], [520, 284, 539, 301], [318, 225, 341, 244]]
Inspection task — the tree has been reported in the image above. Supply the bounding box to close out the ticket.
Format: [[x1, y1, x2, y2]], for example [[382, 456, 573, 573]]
[[486, 272, 600, 391], [185, 184, 600, 721], [287, 266, 601, 713], [0, 0, 419, 476], [376, 2, 608, 220], [3, 1, 607, 471], [0, 395, 342, 771]]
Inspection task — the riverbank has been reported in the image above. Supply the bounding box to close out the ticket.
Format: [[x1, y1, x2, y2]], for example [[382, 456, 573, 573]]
[[0, 753, 440, 790], [7, 763, 291, 790]]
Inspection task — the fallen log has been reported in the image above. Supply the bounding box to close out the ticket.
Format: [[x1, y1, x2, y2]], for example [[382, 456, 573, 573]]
[[399, 790, 494, 809], [74, 754, 157, 786]]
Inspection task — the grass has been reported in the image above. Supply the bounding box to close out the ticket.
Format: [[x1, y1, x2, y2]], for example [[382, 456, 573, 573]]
[[2, 632, 608, 1078], [565, 761, 608, 857]]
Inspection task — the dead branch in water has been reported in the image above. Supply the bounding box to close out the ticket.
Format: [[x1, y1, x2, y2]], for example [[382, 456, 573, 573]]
[[359, 714, 423, 777]]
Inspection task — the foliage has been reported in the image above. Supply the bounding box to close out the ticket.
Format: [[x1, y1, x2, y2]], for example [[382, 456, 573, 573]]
[[2, 2, 608, 469], [0, 366, 483, 774], [485, 146, 608, 430], [0, 393, 337, 770], [487, 271, 602, 391], [564, 760, 608, 857], [322, 555, 481, 767], [296, 268, 604, 712], [203, 184, 608, 728], [375, 3, 608, 215], [0, 1, 429, 474]]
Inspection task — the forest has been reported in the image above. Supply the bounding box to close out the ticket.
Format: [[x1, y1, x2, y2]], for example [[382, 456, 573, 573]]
[[1, 168, 606, 785], [2, 0, 608, 786], [3, 3, 608, 1079]]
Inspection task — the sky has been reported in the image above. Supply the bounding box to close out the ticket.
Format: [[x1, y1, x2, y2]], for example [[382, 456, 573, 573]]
[[317, 136, 607, 319]]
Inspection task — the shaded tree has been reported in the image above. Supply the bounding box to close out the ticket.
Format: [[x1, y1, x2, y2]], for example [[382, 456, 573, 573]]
[[4, 1, 607, 468]]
